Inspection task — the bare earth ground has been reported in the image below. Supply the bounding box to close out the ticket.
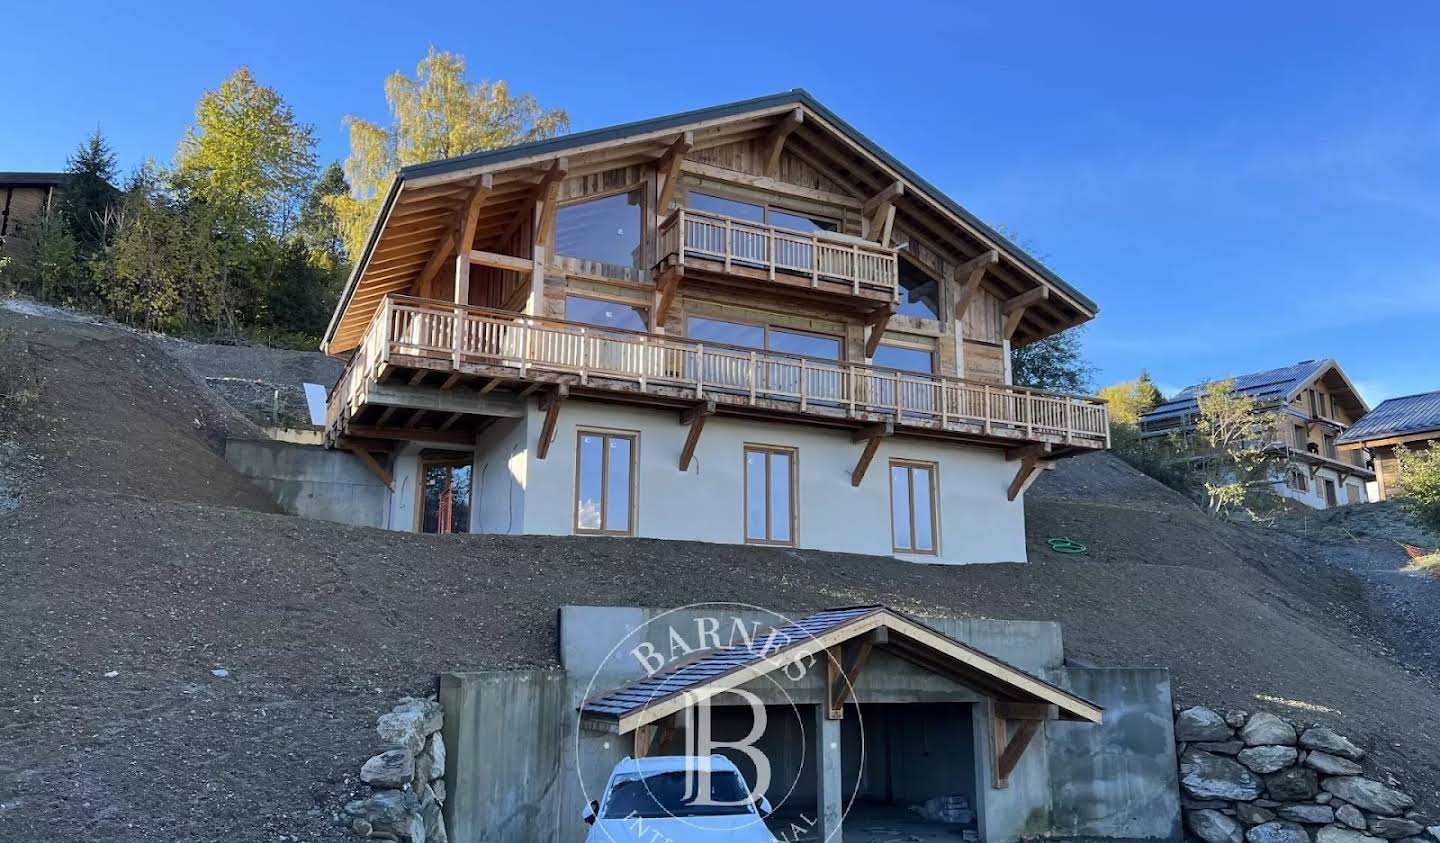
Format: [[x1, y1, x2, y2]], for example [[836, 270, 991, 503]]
[[3, 303, 1440, 842]]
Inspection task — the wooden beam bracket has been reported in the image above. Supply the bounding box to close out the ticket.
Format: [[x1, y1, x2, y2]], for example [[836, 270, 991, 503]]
[[850, 421, 894, 487], [678, 399, 716, 471], [1007, 453, 1051, 501], [952, 250, 999, 323], [656, 131, 695, 216], [864, 305, 895, 359], [991, 709, 1043, 789], [824, 634, 876, 719], [1002, 286, 1051, 341], [536, 383, 570, 460], [762, 108, 804, 178]]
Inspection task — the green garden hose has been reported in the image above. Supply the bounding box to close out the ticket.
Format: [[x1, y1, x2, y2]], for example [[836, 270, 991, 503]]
[[1047, 537, 1088, 554]]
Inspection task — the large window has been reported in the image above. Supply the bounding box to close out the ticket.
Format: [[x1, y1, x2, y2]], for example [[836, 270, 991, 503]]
[[554, 190, 642, 268], [564, 295, 648, 331], [872, 344, 936, 416], [420, 455, 472, 534], [686, 192, 838, 233], [890, 460, 938, 555], [745, 445, 796, 545], [575, 431, 636, 535], [895, 259, 940, 320], [687, 316, 842, 397]]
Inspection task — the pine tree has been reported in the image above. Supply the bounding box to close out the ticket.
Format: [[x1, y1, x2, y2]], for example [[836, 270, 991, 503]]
[[62, 129, 120, 255]]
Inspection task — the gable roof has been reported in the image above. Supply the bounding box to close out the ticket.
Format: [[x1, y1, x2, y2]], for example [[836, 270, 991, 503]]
[[0, 172, 67, 187], [1337, 390, 1440, 445], [323, 90, 1099, 354], [1141, 359, 1366, 425], [579, 605, 1102, 734]]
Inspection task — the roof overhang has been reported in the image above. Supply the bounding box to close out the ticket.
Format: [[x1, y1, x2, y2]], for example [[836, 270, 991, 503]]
[[578, 605, 1103, 735], [1286, 359, 1369, 420], [323, 90, 1099, 355]]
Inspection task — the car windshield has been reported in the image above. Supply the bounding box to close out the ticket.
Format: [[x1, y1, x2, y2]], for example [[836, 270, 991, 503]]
[[602, 769, 755, 819]]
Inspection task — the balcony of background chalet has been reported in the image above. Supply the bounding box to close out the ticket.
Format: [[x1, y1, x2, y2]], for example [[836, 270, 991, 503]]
[[326, 295, 1110, 455]]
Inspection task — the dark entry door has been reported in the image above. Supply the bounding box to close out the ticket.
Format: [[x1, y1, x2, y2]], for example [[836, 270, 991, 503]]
[[1323, 479, 1338, 508]]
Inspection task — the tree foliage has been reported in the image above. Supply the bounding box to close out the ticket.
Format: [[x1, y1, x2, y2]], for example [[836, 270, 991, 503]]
[[1393, 443, 1440, 533], [1010, 327, 1093, 394], [62, 129, 120, 256], [330, 49, 570, 259], [1097, 370, 1164, 427]]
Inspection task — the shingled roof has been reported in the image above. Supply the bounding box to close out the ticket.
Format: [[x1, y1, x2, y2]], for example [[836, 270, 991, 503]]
[[1337, 390, 1440, 445], [579, 605, 1102, 734]]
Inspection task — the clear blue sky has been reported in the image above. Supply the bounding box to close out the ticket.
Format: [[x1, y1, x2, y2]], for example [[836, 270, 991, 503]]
[[6, 1, 1438, 403]]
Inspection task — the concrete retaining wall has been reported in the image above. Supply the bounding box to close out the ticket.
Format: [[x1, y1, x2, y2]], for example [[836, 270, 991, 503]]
[[1046, 667, 1181, 841], [223, 438, 386, 527]]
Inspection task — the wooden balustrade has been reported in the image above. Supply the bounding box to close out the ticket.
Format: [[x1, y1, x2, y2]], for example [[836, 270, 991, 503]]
[[656, 208, 900, 298], [328, 297, 1109, 447]]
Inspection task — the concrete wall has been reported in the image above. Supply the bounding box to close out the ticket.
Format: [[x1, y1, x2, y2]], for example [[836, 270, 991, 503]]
[[1045, 667, 1180, 842], [223, 438, 385, 527], [439, 670, 567, 843], [470, 416, 528, 534], [519, 400, 1030, 564]]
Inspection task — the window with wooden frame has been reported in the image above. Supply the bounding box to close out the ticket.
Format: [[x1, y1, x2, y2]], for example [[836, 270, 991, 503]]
[[574, 430, 637, 536], [1288, 469, 1309, 493], [685, 191, 840, 234], [418, 452, 473, 534], [554, 189, 644, 269], [889, 459, 938, 555], [744, 445, 797, 546]]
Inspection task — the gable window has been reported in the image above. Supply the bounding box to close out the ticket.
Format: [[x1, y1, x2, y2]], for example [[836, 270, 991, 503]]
[[554, 190, 643, 269], [744, 445, 797, 545], [575, 431, 637, 535], [890, 459, 938, 554], [895, 258, 940, 320], [686, 192, 839, 233], [420, 454, 472, 534]]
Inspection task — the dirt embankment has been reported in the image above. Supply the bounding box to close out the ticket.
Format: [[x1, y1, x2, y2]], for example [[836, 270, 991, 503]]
[[2, 304, 1439, 842]]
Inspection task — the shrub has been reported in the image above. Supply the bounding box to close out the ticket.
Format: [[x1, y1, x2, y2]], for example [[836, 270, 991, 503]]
[[1394, 443, 1440, 533]]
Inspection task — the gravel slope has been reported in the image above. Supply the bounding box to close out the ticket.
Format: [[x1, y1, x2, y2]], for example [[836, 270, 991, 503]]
[[2, 305, 1439, 842]]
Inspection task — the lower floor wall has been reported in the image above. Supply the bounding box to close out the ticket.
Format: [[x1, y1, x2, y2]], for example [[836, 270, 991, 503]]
[[1274, 464, 1369, 510], [224, 438, 387, 527]]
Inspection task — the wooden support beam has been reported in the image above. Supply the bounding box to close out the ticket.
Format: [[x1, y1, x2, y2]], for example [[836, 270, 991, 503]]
[[824, 636, 875, 719], [863, 180, 905, 217], [762, 108, 804, 178], [992, 713, 1042, 789], [1007, 453, 1049, 501], [655, 268, 682, 326], [633, 723, 658, 759], [453, 174, 495, 305], [534, 158, 569, 248], [440, 373, 462, 390], [536, 383, 569, 460], [677, 399, 716, 471], [478, 378, 500, 395], [995, 702, 1059, 721], [348, 447, 394, 489], [436, 412, 463, 432], [498, 159, 568, 246], [345, 425, 476, 446], [863, 181, 904, 244], [363, 382, 525, 418], [864, 305, 895, 359], [1002, 286, 1050, 341], [408, 370, 429, 386], [850, 421, 894, 487], [415, 232, 456, 299], [952, 250, 999, 322], [656, 131, 695, 215], [1005, 442, 1053, 462], [467, 249, 534, 274]]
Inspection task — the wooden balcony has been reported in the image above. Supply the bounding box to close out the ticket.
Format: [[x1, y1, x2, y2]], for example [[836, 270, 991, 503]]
[[327, 296, 1109, 452], [655, 208, 900, 306]]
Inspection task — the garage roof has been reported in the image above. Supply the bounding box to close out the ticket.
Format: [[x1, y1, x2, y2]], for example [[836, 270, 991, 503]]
[[579, 605, 1102, 734], [1337, 390, 1440, 446]]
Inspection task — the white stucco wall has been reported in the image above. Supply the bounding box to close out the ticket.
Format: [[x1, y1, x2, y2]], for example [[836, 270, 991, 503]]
[[502, 400, 1029, 565], [470, 416, 528, 534], [1274, 465, 1369, 510]]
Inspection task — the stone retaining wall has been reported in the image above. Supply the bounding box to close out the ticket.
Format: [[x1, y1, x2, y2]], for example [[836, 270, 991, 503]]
[[1176, 705, 1439, 843], [340, 697, 448, 842]]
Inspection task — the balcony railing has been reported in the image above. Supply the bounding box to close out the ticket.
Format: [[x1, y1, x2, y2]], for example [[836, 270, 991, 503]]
[[656, 208, 899, 299], [329, 297, 1109, 447]]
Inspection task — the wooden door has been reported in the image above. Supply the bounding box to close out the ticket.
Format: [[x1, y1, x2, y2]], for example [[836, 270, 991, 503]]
[[1323, 479, 1338, 508]]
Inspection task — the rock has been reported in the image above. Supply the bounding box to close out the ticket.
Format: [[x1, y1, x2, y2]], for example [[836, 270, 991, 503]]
[[377, 699, 443, 754], [1278, 804, 1335, 825], [1237, 803, 1278, 825], [1180, 707, 1237, 742], [1317, 827, 1384, 843], [1399, 838, 1430, 843], [414, 751, 434, 788], [1336, 805, 1367, 830], [405, 812, 426, 843], [351, 818, 373, 837], [1186, 798, 1234, 810], [1428, 827, 1440, 843], [1243, 713, 1298, 747], [1198, 741, 1247, 756], [1370, 820, 1425, 840], [1267, 768, 1319, 802], [1227, 710, 1251, 728], [423, 800, 448, 843], [1301, 729, 1365, 761], [1246, 820, 1310, 843], [1182, 749, 1265, 802], [1317, 794, 1333, 804], [1240, 746, 1300, 775], [360, 750, 415, 789], [1307, 753, 1364, 777], [1322, 778, 1416, 817], [431, 780, 446, 805], [1189, 809, 1245, 843], [427, 733, 445, 780], [343, 790, 419, 838]]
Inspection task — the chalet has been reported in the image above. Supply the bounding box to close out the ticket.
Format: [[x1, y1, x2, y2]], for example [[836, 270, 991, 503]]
[[318, 90, 1110, 563], [0, 171, 65, 250], [1138, 359, 1373, 509], [1337, 390, 1440, 500]]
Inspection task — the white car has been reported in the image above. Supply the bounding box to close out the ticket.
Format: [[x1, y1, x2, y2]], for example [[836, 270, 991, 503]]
[[582, 755, 775, 842]]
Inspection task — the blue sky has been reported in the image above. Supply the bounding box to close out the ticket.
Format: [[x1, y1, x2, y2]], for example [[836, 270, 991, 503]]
[[6, 2, 1438, 402]]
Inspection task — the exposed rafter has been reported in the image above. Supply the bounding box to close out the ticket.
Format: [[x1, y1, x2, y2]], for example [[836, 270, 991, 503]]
[[1002, 286, 1051, 341], [762, 108, 804, 178]]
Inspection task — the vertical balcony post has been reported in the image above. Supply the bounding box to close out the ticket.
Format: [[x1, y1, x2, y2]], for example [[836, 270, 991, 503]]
[[749, 350, 758, 404], [696, 343, 706, 398], [723, 219, 732, 273]]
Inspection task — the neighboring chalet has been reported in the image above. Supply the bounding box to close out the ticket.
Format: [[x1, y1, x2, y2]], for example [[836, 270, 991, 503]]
[[1139, 360, 1373, 509], [1337, 390, 1440, 501], [319, 90, 1109, 564], [0, 171, 65, 251]]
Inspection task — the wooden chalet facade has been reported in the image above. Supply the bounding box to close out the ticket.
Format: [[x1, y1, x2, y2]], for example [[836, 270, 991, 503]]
[[320, 90, 1109, 563], [1138, 359, 1375, 509], [1337, 390, 1440, 501]]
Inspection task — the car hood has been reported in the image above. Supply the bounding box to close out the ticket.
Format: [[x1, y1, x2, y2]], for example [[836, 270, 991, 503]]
[[586, 815, 773, 842]]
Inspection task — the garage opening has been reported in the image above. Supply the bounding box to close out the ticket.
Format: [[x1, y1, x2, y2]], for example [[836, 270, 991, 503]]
[[842, 702, 978, 841]]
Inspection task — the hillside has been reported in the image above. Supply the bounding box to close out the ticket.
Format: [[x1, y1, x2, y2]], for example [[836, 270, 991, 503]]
[[2, 302, 1439, 842]]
